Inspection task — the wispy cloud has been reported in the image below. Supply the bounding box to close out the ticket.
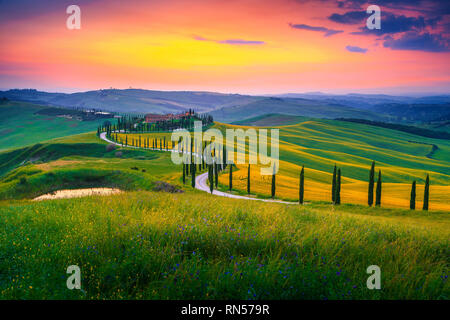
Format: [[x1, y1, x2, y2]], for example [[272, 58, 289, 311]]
[[289, 23, 343, 37], [193, 35, 264, 45], [217, 39, 265, 45], [345, 45, 368, 53]]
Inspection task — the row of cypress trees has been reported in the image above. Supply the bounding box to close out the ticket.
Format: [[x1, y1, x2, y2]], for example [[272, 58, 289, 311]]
[[368, 161, 429, 210], [115, 132, 432, 210], [221, 161, 431, 210]]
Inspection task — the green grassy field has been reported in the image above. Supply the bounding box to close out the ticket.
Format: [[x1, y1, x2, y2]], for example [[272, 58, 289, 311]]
[[0, 117, 448, 299], [0, 191, 448, 299], [0, 101, 113, 151], [0, 132, 182, 200]]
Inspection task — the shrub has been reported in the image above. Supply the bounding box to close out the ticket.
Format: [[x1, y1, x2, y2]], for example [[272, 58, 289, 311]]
[[152, 181, 183, 193], [115, 151, 123, 158], [106, 144, 116, 152]]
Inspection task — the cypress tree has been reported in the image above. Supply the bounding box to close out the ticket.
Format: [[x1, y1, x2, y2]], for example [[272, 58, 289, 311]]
[[229, 163, 233, 191], [191, 163, 195, 188], [182, 164, 186, 184], [186, 154, 190, 176], [368, 161, 375, 206], [223, 145, 227, 170], [332, 164, 337, 203], [375, 170, 382, 207], [423, 174, 430, 211], [209, 165, 214, 194], [214, 162, 218, 188], [247, 164, 251, 194], [271, 164, 276, 199], [299, 166, 304, 204], [410, 181, 416, 210], [335, 168, 341, 205]]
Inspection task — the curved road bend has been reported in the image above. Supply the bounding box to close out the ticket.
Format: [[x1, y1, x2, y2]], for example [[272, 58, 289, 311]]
[[100, 132, 295, 205]]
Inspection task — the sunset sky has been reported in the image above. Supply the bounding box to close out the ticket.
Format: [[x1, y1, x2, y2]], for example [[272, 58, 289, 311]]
[[0, 0, 449, 94]]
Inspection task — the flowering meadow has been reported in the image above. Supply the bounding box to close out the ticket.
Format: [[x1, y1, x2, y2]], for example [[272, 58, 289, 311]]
[[0, 191, 448, 299]]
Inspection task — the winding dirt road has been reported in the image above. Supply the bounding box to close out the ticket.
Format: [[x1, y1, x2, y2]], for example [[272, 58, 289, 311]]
[[100, 132, 296, 204]]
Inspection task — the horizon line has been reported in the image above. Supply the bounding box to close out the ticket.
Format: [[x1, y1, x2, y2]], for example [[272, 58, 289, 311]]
[[2, 87, 450, 98]]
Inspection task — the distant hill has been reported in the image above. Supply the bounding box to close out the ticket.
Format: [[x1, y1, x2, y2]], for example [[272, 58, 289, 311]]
[[3, 89, 449, 125], [273, 93, 450, 110], [232, 113, 310, 126], [0, 101, 113, 151], [210, 97, 383, 123], [0, 89, 261, 114], [371, 103, 450, 123]]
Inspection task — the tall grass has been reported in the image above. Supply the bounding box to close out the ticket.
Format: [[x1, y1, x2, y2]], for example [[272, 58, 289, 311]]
[[0, 191, 448, 299]]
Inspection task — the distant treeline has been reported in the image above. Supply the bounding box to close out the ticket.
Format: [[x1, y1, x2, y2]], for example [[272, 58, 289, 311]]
[[36, 107, 113, 121], [336, 118, 450, 140], [372, 103, 450, 122]]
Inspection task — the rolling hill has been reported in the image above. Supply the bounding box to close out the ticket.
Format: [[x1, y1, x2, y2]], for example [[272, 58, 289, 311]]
[[0, 101, 114, 151], [274, 92, 450, 110], [232, 114, 311, 126], [105, 118, 450, 211], [0, 89, 262, 114], [0, 128, 448, 299], [209, 97, 383, 123]]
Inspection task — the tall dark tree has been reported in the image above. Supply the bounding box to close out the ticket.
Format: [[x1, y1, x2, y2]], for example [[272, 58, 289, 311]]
[[271, 164, 276, 199], [299, 166, 304, 204], [229, 163, 233, 191], [335, 168, 341, 205], [247, 165, 251, 194], [214, 162, 218, 188], [375, 170, 382, 207], [191, 163, 196, 188], [410, 181, 416, 210], [368, 161, 375, 206], [423, 174, 430, 211], [182, 164, 186, 184], [332, 164, 337, 203], [186, 155, 190, 176], [222, 144, 227, 170], [209, 165, 214, 194]]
